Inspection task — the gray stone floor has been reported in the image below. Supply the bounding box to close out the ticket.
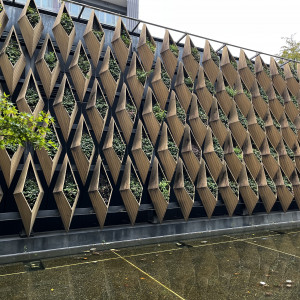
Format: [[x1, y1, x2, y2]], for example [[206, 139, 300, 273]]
[[1, 229, 300, 299]]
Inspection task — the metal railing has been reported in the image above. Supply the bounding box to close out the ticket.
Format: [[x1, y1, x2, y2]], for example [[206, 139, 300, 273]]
[[62, 0, 299, 66]]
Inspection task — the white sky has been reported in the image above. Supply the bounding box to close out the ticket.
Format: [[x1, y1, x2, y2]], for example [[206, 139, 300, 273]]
[[139, 0, 300, 62]]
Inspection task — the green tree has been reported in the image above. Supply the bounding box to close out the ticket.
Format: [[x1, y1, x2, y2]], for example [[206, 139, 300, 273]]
[[278, 34, 300, 68], [0, 93, 56, 150]]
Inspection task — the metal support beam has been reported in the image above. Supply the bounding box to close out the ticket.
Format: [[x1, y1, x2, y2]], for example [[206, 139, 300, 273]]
[[177, 33, 187, 44], [131, 21, 140, 33], [216, 44, 226, 53], [78, 6, 85, 19], [250, 52, 260, 60]]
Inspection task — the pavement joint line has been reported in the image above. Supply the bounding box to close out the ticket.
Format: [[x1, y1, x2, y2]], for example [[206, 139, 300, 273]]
[[224, 234, 300, 259], [111, 249, 186, 300], [0, 271, 26, 277]]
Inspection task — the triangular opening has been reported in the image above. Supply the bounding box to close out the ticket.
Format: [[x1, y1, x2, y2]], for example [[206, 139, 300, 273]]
[[99, 163, 112, 205], [158, 166, 169, 202], [204, 72, 216, 95], [78, 46, 90, 78], [81, 124, 94, 161], [191, 133, 201, 160], [44, 39, 58, 72], [125, 89, 136, 123], [142, 126, 153, 161], [24, 164, 39, 209], [206, 167, 217, 198], [63, 166, 77, 207], [161, 62, 171, 89], [237, 106, 248, 129], [60, 7, 74, 36], [228, 169, 238, 197], [176, 96, 186, 124], [270, 111, 280, 131], [190, 39, 200, 63], [247, 169, 258, 195], [167, 129, 178, 161], [268, 140, 278, 160], [130, 165, 142, 202], [255, 110, 265, 130], [169, 33, 178, 58], [45, 122, 59, 160], [245, 54, 255, 74], [183, 165, 194, 200], [213, 134, 224, 160], [136, 57, 149, 86], [284, 140, 295, 162], [120, 21, 131, 48], [146, 28, 155, 54], [95, 87, 108, 119], [198, 101, 208, 125], [5, 143, 18, 159], [153, 97, 166, 123], [62, 83, 75, 116], [25, 77, 39, 112], [92, 17, 104, 42], [26, 0, 40, 28], [183, 67, 194, 92], [109, 51, 121, 82], [113, 125, 126, 161], [218, 104, 229, 128], [209, 43, 220, 67], [286, 114, 297, 134], [6, 32, 21, 66]]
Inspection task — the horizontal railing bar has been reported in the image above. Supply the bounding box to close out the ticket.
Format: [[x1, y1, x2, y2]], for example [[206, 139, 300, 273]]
[[65, 0, 299, 65]]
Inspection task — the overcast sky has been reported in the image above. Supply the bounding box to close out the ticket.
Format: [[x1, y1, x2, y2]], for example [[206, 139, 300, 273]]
[[139, 0, 300, 62]]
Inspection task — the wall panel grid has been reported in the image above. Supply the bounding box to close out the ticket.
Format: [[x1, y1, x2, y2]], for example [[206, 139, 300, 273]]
[[0, 0, 300, 236]]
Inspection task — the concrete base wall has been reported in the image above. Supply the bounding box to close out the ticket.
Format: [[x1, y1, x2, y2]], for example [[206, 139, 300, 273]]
[[1, 211, 300, 264]]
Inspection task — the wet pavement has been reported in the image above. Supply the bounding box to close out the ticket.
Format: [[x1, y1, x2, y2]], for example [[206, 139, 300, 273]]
[[1, 229, 300, 299]]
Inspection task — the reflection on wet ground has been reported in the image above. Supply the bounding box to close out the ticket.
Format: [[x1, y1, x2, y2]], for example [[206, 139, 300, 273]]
[[1, 229, 300, 299]]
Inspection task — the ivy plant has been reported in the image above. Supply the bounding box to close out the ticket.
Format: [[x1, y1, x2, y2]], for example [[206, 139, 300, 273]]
[[25, 87, 39, 111], [291, 95, 299, 109], [159, 178, 170, 201], [136, 66, 152, 86], [161, 65, 171, 89], [276, 92, 284, 106], [95, 95, 108, 119], [218, 106, 229, 128], [283, 175, 293, 193], [6, 35, 21, 66], [276, 64, 285, 79], [109, 57, 121, 82], [60, 12, 74, 36], [169, 43, 179, 58], [213, 136, 224, 160], [0, 93, 56, 151], [207, 175, 217, 198], [248, 177, 258, 195], [121, 29, 130, 48], [99, 168, 111, 205], [81, 132, 94, 160], [62, 87, 75, 115], [287, 116, 297, 134], [63, 172, 77, 206], [146, 36, 155, 54], [229, 179, 239, 197], [78, 50, 90, 78], [184, 75, 194, 92], [290, 65, 299, 82], [23, 173, 39, 209], [142, 131, 153, 161], [26, 5, 39, 28], [191, 46, 200, 63], [45, 125, 59, 159], [153, 103, 166, 123], [269, 142, 278, 160], [210, 45, 219, 67], [93, 29, 104, 43], [246, 57, 255, 74], [126, 101, 136, 123], [259, 87, 268, 103], [198, 104, 208, 124], [130, 171, 142, 200], [253, 148, 262, 163], [5, 143, 18, 158], [285, 142, 295, 162], [230, 60, 238, 70], [266, 173, 276, 194], [263, 64, 271, 77], [205, 76, 216, 95], [237, 107, 248, 130], [225, 86, 237, 98], [183, 168, 194, 199], [176, 100, 185, 124], [234, 146, 243, 162], [168, 134, 178, 160], [255, 112, 265, 130], [113, 131, 125, 161], [44, 51, 57, 72]]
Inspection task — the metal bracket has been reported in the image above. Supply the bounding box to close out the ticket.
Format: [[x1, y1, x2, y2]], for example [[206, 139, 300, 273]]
[[177, 33, 187, 44]]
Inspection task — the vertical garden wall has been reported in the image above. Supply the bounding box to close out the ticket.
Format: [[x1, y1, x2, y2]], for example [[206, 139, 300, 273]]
[[1, 0, 300, 237]]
